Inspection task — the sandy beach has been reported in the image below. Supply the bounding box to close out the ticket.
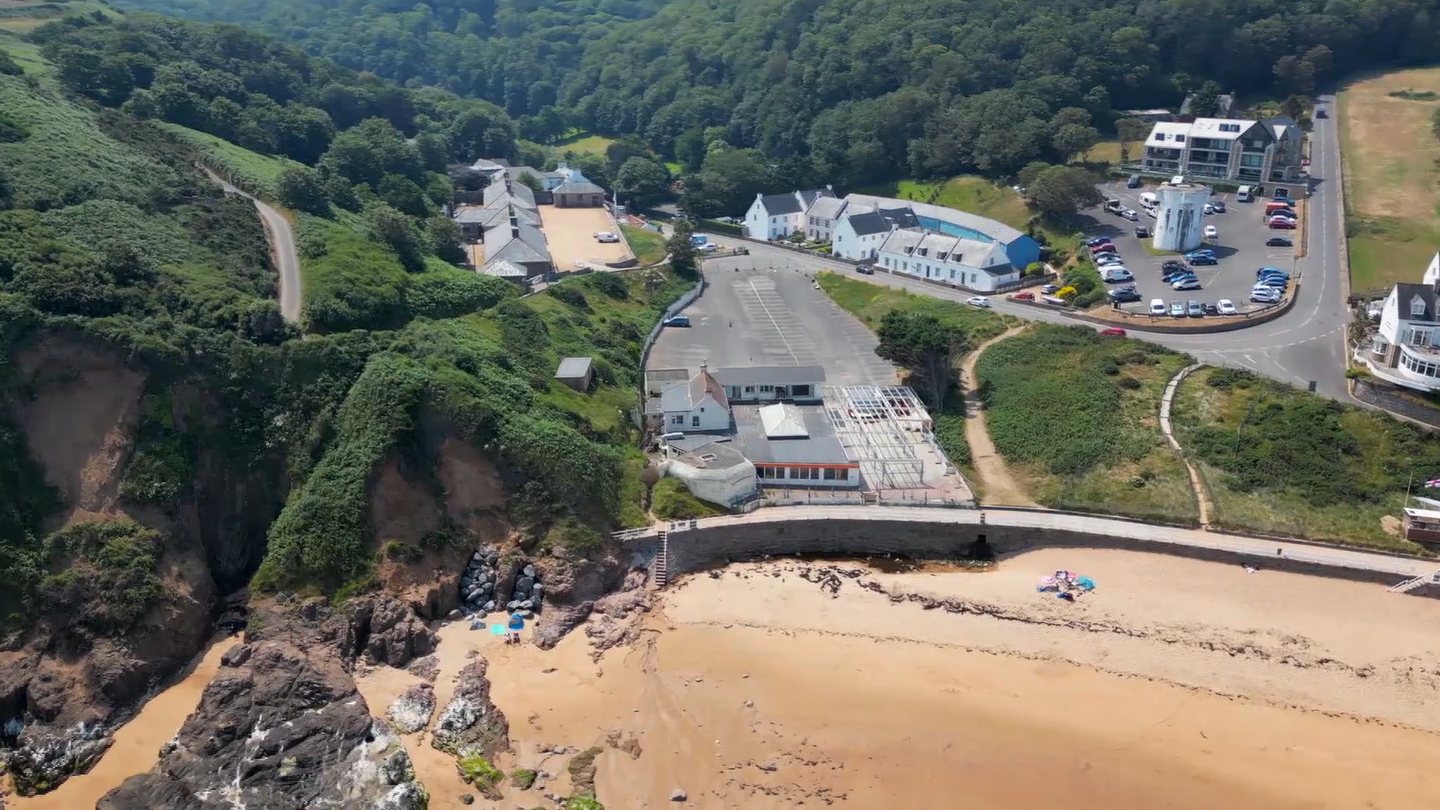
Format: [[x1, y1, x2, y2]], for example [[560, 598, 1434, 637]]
[[347, 547, 1440, 810]]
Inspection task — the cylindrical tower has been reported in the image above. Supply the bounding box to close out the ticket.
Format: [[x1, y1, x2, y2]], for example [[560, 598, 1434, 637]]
[[1151, 182, 1211, 253]]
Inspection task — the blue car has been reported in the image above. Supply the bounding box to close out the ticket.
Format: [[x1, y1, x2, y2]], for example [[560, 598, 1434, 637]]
[[1086, 237, 1113, 247], [1186, 254, 1218, 266], [1185, 248, 1215, 258], [1256, 266, 1291, 280], [1163, 269, 1195, 282]]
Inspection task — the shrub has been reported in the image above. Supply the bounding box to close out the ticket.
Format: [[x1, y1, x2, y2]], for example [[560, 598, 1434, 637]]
[[545, 518, 604, 554], [1206, 367, 1258, 390], [511, 769, 537, 789], [383, 540, 424, 562], [1117, 375, 1142, 390], [40, 520, 165, 633], [931, 412, 971, 467], [457, 752, 504, 798], [652, 477, 725, 519], [548, 284, 590, 311], [405, 269, 513, 320], [587, 272, 628, 300]]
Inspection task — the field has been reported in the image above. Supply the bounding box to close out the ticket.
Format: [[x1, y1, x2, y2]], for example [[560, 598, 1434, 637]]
[[1338, 68, 1440, 290], [161, 123, 306, 198], [974, 324, 1199, 523], [816, 272, 1014, 340], [619, 223, 665, 265], [552, 132, 615, 157], [1085, 139, 1123, 166], [1171, 366, 1438, 553], [0, 0, 114, 33], [857, 175, 1031, 231]]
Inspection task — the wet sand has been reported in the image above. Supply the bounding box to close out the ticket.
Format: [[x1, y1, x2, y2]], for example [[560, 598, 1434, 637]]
[[8, 635, 240, 810]]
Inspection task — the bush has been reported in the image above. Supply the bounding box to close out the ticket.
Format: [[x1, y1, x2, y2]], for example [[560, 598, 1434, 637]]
[[544, 518, 603, 554], [511, 769, 537, 789], [548, 284, 590, 311], [698, 218, 742, 236], [39, 520, 165, 633], [383, 540, 424, 562], [1206, 367, 1258, 390], [405, 269, 513, 320], [587, 272, 628, 300], [652, 477, 725, 519], [931, 412, 971, 466]]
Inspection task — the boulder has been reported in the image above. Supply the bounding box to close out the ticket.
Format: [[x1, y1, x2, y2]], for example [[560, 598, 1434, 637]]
[[386, 683, 436, 734], [430, 659, 509, 757]]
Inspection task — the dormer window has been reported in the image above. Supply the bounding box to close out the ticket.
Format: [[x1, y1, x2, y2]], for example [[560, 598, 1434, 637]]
[[1413, 296, 1428, 318], [936, 252, 948, 261], [1174, 135, 1185, 143]]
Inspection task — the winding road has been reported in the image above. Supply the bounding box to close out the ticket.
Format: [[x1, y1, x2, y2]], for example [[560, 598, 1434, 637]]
[[701, 93, 1352, 399], [201, 167, 302, 323]]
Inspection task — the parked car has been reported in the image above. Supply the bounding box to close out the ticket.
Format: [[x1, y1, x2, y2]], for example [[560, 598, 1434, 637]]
[[1041, 284, 1060, 294], [1134, 226, 1151, 238], [1163, 270, 1196, 284], [1085, 237, 1113, 247], [1172, 277, 1203, 291], [698, 242, 719, 252], [1204, 225, 1218, 238], [1217, 299, 1238, 315], [965, 296, 991, 308], [1265, 236, 1294, 247], [1011, 291, 1036, 301], [1149, 299, 1167, 316], [1169, 301, 1186, 317], [1268, 218, 1297, 230], [1121, 208, 1139, 221], [1090, 244, 1118, 255], [1162, 260, 1188, 272], [1186, 254, 1218, 266], [594, 231, 620, 243], [1102, 268, 1133, 282], [855, 263, 875, 275], [664, 315, 691, 327], [1187, 299, 1204, 317], [1256, 267, 1291, 280], [1100, 327, 1128, 336], [1109, 288, 1142, 303], [1251, 287, 1282, 304], [1210, 200, 1226, 213], [1255, 276, 1289, 289], [1127, 174, 1142, 188], [1203, 302, 1220, 316], [1184, 248, 1215, 259], [1095, 253, 1125, 265]]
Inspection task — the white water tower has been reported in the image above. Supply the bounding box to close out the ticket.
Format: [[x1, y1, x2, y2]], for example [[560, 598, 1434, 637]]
[[1151, 182, 1210, 253]]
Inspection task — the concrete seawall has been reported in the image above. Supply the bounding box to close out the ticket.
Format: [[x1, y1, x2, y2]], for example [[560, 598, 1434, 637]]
[[660, 507, 1435, 588]]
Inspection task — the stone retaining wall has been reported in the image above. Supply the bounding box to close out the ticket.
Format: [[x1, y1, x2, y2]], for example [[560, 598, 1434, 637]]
[[664, 517, 1404, 587]]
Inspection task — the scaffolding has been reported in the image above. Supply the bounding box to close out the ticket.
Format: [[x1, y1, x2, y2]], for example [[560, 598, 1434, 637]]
[[823, 385, 931, 489]]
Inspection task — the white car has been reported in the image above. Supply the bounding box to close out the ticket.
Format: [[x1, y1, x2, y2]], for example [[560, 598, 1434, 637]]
[[1172, 277, 1202, 291], [1095, 253, 1124, 265], [594, 231, 620, 243], [1217, 299, 1237, 315], [1121, 209, 1139, 221], [698, 242, 719, 252], [1149, 299, 1166, 316], [1204, 225, 1218, 239], [965, 296, 991, 308], [1251, 288, 1282, 303]]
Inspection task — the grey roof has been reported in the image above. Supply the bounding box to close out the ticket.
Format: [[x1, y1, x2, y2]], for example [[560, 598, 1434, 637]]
[[673, 441, 751, 472], [879, 230, 1010, 269], [659, 369, 729, 412], [555, 179, 605, 195], [760, 193, 803, 216], [454, 207, 490, 224], [484, 180, 536, 208], [797, 188, 834, 207], [485, 222, 551, 267], [480, 259, 528, 278], [806, 196, 849, 221], [1396, 284, 1439, 322], [555, 356, 594, 379], [1263, 116, 1300, 140], [845, 211, 896, 237], [711, 366, 826, 386], [731, 405, 852, 465], [843, 195, 1024, 244]]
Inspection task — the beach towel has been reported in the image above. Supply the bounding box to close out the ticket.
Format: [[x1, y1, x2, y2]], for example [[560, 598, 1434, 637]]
[[489, 624, 508, 636]]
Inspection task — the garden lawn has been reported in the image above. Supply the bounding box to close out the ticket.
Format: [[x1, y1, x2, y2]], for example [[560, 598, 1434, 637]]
[[1171, 366, 1438, 554], [974, 324, 1198, 523], [553, 132, 616, 156], [620, 224, 666, 265], [816, 272, 1014, 340]]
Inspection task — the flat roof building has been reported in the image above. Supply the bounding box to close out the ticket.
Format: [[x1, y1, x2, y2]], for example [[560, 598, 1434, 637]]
[[554, 357, 594, 391], [731, 404, 859, 488]]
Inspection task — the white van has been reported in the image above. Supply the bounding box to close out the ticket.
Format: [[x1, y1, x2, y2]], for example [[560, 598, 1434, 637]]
[[1139, 191, 1158, 208], [1236, 185, 1253, 202], [1101, 266, 1133, 282]]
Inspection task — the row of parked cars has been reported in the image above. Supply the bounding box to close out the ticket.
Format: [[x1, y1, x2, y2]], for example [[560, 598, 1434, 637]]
[[1148, 298, 1239, 318]]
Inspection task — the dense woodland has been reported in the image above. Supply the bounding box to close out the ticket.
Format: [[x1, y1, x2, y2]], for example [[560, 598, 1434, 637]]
[[117, 0, 1440, 213]]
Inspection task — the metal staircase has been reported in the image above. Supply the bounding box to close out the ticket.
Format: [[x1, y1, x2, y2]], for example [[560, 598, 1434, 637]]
[[1387, 571, 1440, 594], [654, 530, 670, 588]]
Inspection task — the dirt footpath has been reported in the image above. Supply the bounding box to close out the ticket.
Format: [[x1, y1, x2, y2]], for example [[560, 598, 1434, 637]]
[[541, 206, 631, 270], [962, 326, 1039, 507]]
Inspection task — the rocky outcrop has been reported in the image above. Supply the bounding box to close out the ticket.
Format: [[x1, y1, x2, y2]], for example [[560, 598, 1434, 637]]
[[351, 595, 435, 668], [386, 683, 435, 734], [97, 600, 426, 810], [431, 659, 509, 757]]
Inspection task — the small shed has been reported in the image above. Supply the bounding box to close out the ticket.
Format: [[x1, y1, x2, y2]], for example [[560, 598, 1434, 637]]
[[555, 356, 595, 391]]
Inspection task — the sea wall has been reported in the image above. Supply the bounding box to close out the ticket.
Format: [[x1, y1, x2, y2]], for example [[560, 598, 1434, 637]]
[[664, 517, 1408, 587]]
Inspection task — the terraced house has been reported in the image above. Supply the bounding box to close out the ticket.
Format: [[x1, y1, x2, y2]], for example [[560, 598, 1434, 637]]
[[744, 187, 834, 240], [1141, 117, 1304, 184]]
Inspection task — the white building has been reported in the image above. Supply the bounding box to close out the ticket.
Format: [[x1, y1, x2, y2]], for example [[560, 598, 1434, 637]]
[[874, 229, 1018, 292], [711, 366, 826, 404], [803, 196, 854, 242], [832, 209, 906, 260], [662, 441, 757, 507], [1151, 182, 1210, 252], [1141, 117, 1304, 184], [743, 188, 834, 241], [655, 366, 731, 432], [1356, 253, 1440, 392]]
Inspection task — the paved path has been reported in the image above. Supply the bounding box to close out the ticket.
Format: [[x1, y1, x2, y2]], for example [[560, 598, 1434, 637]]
[[961, 326, 1038, 507], [675, 505, 1436, 580], [1159, 363, 1212, 526], [201, 167, 302, 322]]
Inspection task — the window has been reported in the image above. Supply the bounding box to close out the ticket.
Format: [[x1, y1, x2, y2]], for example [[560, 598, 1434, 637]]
[[1413, 297, 1428, 318], [744, 386, 755, 393], [760, 385, 774, 392], [823, 468, 836, 480], [836, 468, 849, 480], [1410, 329, 1431, 346], [1174, 134, 1185, 143], [883, 257, 891, 267], [671, 415, 683, 425], [970, 273, 977, 284]]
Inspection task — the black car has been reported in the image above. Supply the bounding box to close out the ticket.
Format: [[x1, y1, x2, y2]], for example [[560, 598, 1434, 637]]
[[856, 263, 875, 275], [1109, 289, 1142, 303], [1161, 260, 1187, 272], [1265, 236, 1293, 247], [1134, 226, 1151, 238], [1203, 303, 1220, 316], [1127, 174, 1142, 188], [1316, 107, 1327, 118]]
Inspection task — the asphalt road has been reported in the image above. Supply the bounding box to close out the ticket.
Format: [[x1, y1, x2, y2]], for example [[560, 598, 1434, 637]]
[[201, 166, 303, 323], [697, 96, 1352, 399]]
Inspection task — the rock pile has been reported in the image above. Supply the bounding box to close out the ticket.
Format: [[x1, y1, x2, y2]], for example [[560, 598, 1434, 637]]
[[459, 548, 544, 616]]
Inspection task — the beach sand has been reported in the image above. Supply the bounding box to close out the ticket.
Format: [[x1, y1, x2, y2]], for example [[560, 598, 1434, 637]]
[[360, 548, 1440, 809]]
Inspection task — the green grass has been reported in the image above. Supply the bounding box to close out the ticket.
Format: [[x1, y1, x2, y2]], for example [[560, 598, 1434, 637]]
[[975, 324, 1198, 524], [859, 176, 1032, 231], [1346, 215, 1440, 291], [0, 0, 115, 33], [816, 272, 1014, 340], [295, 212, 412, 333], [619, 223, 666, 265], [652, 477, 725, 519], [1172, 366, 1439, 553], [1085, 139, 1123, 165], [553, 132, 615, 156], [0, 34, 53, 82], [161, 122, 307, 198]]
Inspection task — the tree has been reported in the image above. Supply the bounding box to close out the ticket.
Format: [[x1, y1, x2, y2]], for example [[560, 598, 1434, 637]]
[[364, 203, 424, 271], [426, 215, 467, 266], [1027, 166, 1104, 217], [378, 173, 432, 218], [1273, 55, 1315, 96], [873, 311, 969, 410], [614, 157, 670, 207], [515, 170, 543, 194], [1018, 161, 1052, 190], [1188, 81, 1223, 118], [1115, 118, 1149, 163], [1052, 123, 1100, 163], [667, 219, 698, 278], [1279, 95, 1306, 122], [276, 166, 332, 216]]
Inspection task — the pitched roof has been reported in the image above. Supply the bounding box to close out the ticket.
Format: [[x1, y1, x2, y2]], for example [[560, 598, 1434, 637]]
[[660, 368, 730, 412], [1188, 117, 1262, 140], [759, 403, 808, 438], [480, 259, 528, 278], [485, 223, 550, 267], [483, 180, 536, 208], [1395, 284, 1439, 323], [844, 211, 896, 236], [760, 193, 803, 216], [806, 196, 849, 221], [1263, 116, 1299, 140], [555, 179, 605, 195], [796, 188, 834, 207], [841, 194, 1024, 244]]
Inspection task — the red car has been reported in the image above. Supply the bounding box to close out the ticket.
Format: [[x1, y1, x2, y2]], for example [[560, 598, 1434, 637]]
[[1011, 291, 1036, 301], [1268, 219, 1297, 230], [1089, 244, 1117, 254], [1099, 327, 1127, 337]]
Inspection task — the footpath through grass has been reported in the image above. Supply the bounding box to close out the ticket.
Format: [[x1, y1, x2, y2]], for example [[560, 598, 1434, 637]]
[[620, 224, 665, 265], [1172, 367, 1438, 554], [1339, 68, 1440, 291], [974, 324, 1198, 524]]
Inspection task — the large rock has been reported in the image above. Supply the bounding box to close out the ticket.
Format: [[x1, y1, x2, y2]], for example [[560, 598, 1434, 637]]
[[386, 683, 436, 734], [352, 595, 435, 668], [98, 602, 426, 810], [531, 602, 594, 650], [431, 659, 509, 757]]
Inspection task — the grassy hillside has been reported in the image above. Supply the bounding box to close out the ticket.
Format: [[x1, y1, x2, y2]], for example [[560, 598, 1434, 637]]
[[1173, 367, 1439, 553], [1339, 68, 1440, 290], [975, 324, 1198, 524], [161, 122, 307, 198]]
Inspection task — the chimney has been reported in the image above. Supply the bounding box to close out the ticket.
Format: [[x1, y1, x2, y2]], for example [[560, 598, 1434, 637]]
[[511, 226, 520, 239]]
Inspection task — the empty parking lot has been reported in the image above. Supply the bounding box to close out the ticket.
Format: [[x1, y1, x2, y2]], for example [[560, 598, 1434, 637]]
[[647, 255, 898, 386], [541, 205, 631, 271]]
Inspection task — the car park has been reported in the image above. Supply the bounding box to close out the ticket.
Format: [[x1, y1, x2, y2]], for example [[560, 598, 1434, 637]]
[[1217, 299, 1237, 315], [1265, 236, 1293, 247], [1204, 225, 1218, 239], [1169, 301, 1186, 317], [1187, 300, 1204, 317], [1100, 327, 1127, 336], [1172, 277, 1202, 291], [965, 296, 991, 308], [1149, 299, 1167, 316]]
